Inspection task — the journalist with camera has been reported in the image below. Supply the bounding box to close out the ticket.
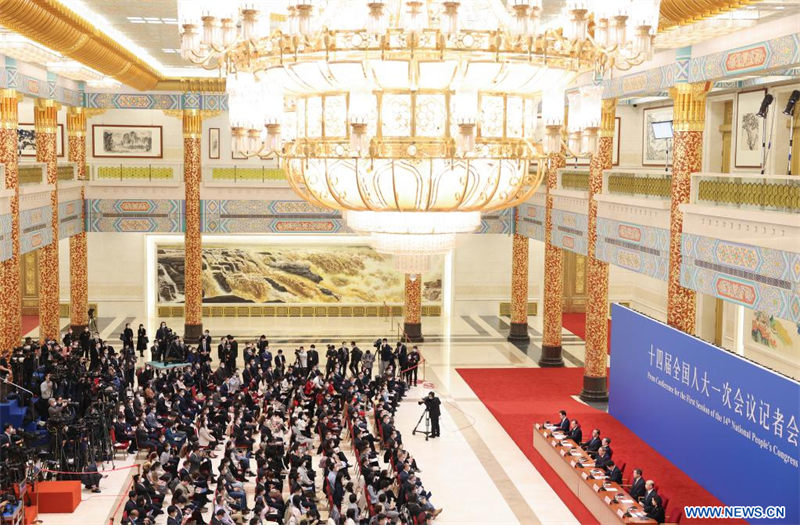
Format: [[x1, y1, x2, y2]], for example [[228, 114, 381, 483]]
[[418, 391, 442, 438]]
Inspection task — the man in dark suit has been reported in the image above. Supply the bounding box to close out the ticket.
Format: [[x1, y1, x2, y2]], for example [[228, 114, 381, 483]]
[[606, 460, 623, 484], [198, 330, 212, 354], [642, 481, 665, 523], [557, 410, 569, 433], [629, 468, 646, 501], [307, 344, 319, 370], [594, 446, 613, 471], [210, 509, 227, 525], [166, 505, 181, 525], [601, 437, 613, 458], [581, 428, 602, 454], [567, 419, 582, 443]]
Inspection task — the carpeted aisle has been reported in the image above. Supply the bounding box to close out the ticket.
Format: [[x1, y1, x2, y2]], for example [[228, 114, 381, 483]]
[[457, 367, 741, 524], [561, 312, 611, 352]]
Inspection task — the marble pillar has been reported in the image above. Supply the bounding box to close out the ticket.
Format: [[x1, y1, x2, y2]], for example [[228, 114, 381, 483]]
[[35, 99, 59, 342], [0, 90, 21, 353], [540, 152, 567, 366], [67, 107, 88, 332], [580, 99, 616, 402], [183, 109, 203, 340], [403, 274, 423, 342]]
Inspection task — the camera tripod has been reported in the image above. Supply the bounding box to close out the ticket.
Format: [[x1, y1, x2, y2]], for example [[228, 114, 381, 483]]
[[412, 408, 431, 441]]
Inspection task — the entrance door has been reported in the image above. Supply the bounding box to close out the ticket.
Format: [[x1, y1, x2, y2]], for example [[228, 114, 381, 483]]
[[562, 251, 587, 313]]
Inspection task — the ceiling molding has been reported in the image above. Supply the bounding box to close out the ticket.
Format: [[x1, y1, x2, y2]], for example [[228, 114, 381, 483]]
[[0, 0, 160, 90], [659, 0, 761, 30], [155, 77, 226, 93]]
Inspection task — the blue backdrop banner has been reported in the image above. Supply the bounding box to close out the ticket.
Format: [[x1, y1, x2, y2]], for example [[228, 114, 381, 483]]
[[609, 304, 800, 524]]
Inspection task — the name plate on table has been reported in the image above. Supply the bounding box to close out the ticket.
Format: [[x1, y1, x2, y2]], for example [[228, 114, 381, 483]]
[[535, 423, 541, 430], [593, 484, 601, 492], [560, 449, 567, 456], [617, 509, 625, 518], [551, 440, 558, 447], [604, 496, 612, 504], [581, 472, 589, 480], [570, 460, 578, 468]]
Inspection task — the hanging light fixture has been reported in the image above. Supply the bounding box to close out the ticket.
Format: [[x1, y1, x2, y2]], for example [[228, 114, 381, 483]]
[[179, 0, 660, 272]]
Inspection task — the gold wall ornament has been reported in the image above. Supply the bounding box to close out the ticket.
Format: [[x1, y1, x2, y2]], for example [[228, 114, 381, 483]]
[[34, 99, 59, 134], [155, 78, 227, 92], [670, 82, 712, 132], [600, 99, 617, 138], [0, 90, 21, 130], [0, 0, 160, 90]]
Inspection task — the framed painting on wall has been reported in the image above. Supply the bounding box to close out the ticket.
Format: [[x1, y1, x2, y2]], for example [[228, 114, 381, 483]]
[[18, 123, 65, 158], [208, 127, 220, 159], [734, 88, 768, 169], [642, 106, 673, 166], [574, 116, 621, 166], [92, 124, 163, 158]]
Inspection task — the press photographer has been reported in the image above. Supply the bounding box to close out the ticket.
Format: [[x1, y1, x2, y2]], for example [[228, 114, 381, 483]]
[[417, 391, 441, 439]]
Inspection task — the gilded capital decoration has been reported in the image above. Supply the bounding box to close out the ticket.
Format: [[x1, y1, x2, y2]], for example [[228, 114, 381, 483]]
[[670, 82, 711, 132], [66, 106, 87, 137], [0, 90, 20, 353], [182, 109, 202, 139]]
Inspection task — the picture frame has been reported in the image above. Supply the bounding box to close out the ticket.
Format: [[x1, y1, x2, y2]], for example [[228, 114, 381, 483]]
[[91, 124, 163, 159], [574, 116, 621, 166], [208, 127, 220, 159], [642, 106, 673, 166], [734, 88, 768, 169], [18, 123, 65, 158]]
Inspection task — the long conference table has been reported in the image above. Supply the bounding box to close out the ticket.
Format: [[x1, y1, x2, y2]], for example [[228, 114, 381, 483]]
[[533, 423, 657, 524]]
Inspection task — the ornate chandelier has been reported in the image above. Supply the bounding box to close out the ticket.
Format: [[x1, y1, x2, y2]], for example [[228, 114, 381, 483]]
[[178, 0, 661, 273]]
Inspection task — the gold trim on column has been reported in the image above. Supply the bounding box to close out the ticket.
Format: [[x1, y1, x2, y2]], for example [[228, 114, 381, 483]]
[[0, 90, 20, 130], [600, 99, 617, 138], [182, 109, 203, 139], [66, 107, 87, 137], [670, 82, 711, 132], [34, 99, 59, 134], [0, 0, 160, 90]]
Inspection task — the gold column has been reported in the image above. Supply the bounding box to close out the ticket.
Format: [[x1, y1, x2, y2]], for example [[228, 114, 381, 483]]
[[580, 99, 616, 402], [35, 99, 59, 342], [667, 82, 709, 334], [540, 152, 567, 365], [67, 107, 88, 331], [0, 90, 21, 353], [508, 230, 530, 342], [403, 274, 423, 342], [183, 109, 203, 340]]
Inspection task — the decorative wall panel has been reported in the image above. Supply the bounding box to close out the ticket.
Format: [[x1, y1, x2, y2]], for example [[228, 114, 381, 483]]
[[86, 199, 184, 232], [478, 208, 513, 234], [85, 92, 228, 111], [551, 209, 588, 256], [596, 217, 669, 280], [20, 205, 52, 254], [201, 199, 348, 234], [0, 213, 10, 262], [516, 202, 546, 242], [58, 199, 83, 239], [681, 233, 800, 323]]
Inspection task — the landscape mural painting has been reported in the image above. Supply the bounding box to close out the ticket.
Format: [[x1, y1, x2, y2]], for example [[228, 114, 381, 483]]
[[157, 244, 442, 305]]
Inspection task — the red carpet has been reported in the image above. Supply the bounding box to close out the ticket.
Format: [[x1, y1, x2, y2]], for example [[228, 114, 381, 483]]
[[457, 367, 740, 524], [562, 312, 611, 351], [21, 315, 38, 335]]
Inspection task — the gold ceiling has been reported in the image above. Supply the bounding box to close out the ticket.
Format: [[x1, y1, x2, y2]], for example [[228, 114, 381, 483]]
[[659, 0, 762, 29]]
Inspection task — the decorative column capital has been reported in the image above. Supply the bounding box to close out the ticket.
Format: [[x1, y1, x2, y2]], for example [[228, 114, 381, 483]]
[[34, 99, 59, 133], [66, 106, 87, 137], [599, 98, 617, 138], [182, 109, 202, 139], [0, 89, 20, 129], [670, 81, 711, 132]]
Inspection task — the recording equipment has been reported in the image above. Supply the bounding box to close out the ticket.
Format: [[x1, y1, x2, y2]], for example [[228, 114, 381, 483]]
[[784, 90, 800, 175], [651, 120, 674, 173], [783, 90, 800, 116], [757, 93, 774, 118]]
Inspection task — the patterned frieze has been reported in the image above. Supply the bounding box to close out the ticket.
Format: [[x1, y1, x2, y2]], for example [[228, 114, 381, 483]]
[[201, 199, 348, 234], [86, 199, 184, 233], [19, 204, 52, 254], [58, 198, 83, 239], [595, 217, 670, 281], [479, 208, 513, 234], [516, 197, 546, 242], [84, 92, 227, 111], [680, 233, 800, 323]]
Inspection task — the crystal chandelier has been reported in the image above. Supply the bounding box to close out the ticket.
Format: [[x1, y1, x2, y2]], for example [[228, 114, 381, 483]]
[[179, 0, 661, 272]]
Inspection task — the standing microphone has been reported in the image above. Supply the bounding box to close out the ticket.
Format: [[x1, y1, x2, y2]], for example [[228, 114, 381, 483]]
[[784, 90, 800, 174], [758, 93, 774, 174]]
